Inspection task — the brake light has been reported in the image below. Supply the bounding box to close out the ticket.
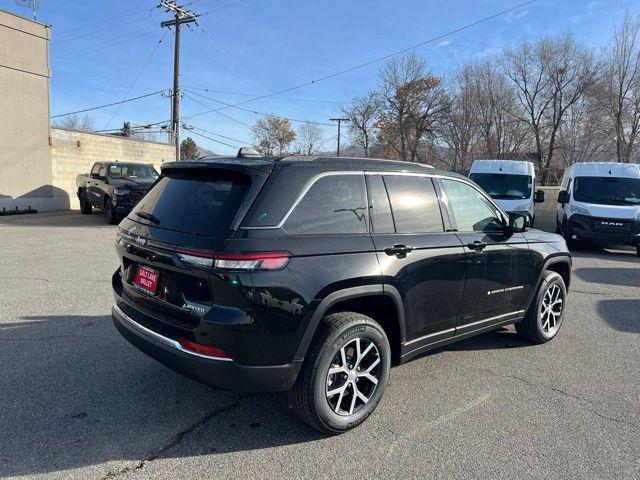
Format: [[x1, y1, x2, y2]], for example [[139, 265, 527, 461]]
[[175, 248, 290, 271], [178, 338, 232, 359], [213, 252, 289, 271]]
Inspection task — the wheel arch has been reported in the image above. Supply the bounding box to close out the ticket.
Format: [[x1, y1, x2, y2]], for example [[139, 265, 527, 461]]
[[523, 254, 572, 313], [294, 285, 405, 365]]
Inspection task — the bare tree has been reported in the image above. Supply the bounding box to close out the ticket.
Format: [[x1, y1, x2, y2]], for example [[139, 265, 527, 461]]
[[377, 53, 447, 162], [504, 35, 596, 183], [251, 116, 296, 155], [601, 13, 640, 163], [342, 91, 381, 157], [53, 113, 95, 132], [296, 121, 324, 155]]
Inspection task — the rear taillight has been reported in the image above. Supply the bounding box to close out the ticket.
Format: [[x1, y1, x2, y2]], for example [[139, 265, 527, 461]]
[[178, 338, 232, 359], [213, 252, 290, 271], [175, 248, 290, 271]]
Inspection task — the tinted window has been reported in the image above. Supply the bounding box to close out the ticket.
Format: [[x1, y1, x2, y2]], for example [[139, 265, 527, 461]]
[[109, 164, 158, 180], [384, 175, 443, 233], [283, 174, 368, 234], [367, 175, 394, 234], [131, 170, 251, 237], [469, 173, 532, 200], [573, 176, 640, 206], [441, 179, 503, 232]]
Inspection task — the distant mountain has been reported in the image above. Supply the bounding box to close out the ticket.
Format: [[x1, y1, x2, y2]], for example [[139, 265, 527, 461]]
[[197, 147, 217, 157]]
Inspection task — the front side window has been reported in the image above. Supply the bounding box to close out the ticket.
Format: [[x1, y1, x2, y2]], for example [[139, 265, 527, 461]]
[[98, 165, 107, 177], [573, 176, 640, 206], [283, 174, 368, 235], [384, 175, 443, 233], [441, 179, 503, 232]]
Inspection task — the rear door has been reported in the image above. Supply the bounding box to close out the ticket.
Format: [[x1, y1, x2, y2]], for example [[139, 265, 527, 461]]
[[438, 178, 535, 329], [367, 173, 466, 348], [116, 167, 267, 326]]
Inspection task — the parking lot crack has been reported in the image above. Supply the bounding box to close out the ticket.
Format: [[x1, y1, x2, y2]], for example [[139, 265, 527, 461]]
[[479, 367, 640, 432], [101, 395, 248, 479]]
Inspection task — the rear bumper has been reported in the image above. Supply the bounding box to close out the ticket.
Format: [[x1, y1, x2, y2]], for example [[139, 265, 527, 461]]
[[112, 304, 302, 392], [567, 214, 640, 246]]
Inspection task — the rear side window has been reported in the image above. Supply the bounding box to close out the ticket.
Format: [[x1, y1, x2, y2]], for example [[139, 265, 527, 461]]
[[367, 175, 394, 234], [383, 175, 444, 233], [131, 170, 250, 237], [283, 174, 368, 235]]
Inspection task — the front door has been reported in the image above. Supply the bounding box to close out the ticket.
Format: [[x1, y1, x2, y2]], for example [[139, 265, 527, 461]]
[[367, 174, 466, 350], [438, 178, 534, 330]]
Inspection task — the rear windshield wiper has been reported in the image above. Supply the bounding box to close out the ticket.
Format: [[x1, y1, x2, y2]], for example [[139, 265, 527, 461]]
[[135, 211, 160, 224]]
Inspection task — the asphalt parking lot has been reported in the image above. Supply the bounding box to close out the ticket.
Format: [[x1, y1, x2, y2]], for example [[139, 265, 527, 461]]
[[1, 211, 639, 479]]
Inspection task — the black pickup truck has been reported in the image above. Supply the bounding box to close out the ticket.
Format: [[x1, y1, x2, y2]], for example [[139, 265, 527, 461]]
[[76, 162, 159, 224]]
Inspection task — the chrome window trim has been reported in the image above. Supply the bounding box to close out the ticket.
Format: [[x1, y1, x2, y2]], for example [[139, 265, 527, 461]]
[[113, 304, 233, 362], [241, 170, 507, 230]]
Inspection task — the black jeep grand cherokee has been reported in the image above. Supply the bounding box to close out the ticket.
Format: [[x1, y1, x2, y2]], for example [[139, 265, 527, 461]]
[[112, 153, 571, 434]]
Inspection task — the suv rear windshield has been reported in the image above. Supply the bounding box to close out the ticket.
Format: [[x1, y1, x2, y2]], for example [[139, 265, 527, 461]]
[[469, 173, 532, 200], [130, 170, 251, 237], [573, 176, 640, 206]]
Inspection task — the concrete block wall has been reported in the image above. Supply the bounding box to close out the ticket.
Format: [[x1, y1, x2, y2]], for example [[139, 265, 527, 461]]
[[50, 128, 174, 209]]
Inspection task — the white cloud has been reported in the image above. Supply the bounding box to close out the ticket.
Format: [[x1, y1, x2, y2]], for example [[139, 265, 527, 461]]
[[514, 9, 529, 19], [437, 39, 451, 47]]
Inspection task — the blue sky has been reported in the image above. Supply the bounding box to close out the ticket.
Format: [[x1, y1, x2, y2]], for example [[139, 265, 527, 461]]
[[3, 0, 640, 154]]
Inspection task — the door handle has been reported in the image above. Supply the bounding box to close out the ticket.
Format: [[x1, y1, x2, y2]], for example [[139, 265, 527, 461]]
[[384, 244, 413, 257], [467, 241, 487, 252]]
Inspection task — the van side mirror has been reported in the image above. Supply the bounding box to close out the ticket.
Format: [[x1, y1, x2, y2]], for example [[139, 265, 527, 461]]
[[535, 189, 545, 203], [557, 190, 569, 205]]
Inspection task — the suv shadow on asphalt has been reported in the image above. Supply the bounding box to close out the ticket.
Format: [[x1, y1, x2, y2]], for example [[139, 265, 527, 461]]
[[0, 211, 116, 229], [0, 314, 321, 478], [0, 314, 532, 477], [573, 267, 640, 288], [596, 299, 640, 334]]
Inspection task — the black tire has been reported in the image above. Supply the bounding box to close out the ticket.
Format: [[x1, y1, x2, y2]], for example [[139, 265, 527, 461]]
[[290, 312, 391, 435], [104, 198, 118, 225], [516, 271, 567, 344], [562, 221, 575, 249], [79, 191, 92, 214]]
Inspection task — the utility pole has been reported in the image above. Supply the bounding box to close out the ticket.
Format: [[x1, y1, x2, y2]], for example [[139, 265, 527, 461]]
[[330, 117, 349, 156], [159, 1, 200, 161]]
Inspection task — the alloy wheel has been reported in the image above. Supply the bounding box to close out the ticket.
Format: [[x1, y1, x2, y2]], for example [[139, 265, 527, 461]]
[[325, 337, 381, 416], [539, 283, 563, 336]]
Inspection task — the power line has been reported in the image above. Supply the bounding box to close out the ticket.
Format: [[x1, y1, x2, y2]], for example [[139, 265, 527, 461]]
[[184, 89, 334, 126], [184, 127, 243, 149], [182, 92, 253, 127], [50, 90, 167, 118], [195, 0, 537, 114], [183, 123, 250, 144], [182, 84, 347, 104], [104, 31, 169, 129]]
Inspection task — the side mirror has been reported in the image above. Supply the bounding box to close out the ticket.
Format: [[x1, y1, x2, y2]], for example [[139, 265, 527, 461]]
[[507, 212, 529, 233], [90, 173, 101, 180], [535, 189, 545, 203], [557, 190, 569, 205]]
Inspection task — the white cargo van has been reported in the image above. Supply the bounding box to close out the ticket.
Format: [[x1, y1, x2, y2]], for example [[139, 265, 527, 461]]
[[469, 160, 544, 225], [556, 162, 640, 256]]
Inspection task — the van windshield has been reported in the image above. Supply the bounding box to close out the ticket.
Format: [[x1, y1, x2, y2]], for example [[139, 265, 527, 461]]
[[130, 170, 251, 237], [573, 176, 640, 206], [469, 173, 532, 200]]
